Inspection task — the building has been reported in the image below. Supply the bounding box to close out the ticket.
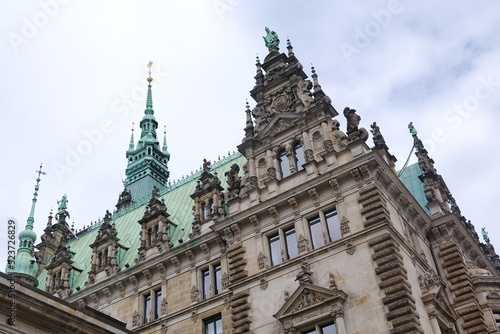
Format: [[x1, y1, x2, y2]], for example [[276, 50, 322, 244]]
[[4, 28, 500, 333]]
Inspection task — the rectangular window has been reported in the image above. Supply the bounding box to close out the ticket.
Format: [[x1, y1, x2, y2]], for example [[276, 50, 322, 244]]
[[143, 288, 162, 324], [202, 263, 222, 300], [494, 312, 500, 329], [143, 294, 151, 324], [284, 227, 298, 259], [204, 314, 222, 334], [301, 322, 336, 334], [154, 290, 162, 320], [269, 234, 282, 266], [308, 217, 324, 249], [325, 210, 340, 242]]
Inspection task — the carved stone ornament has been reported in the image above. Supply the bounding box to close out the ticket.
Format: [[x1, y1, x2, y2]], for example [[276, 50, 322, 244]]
[[161, 298, 168, 315], [224, 296, 231, 310], [191, 310, 198, 322], [273, 95, 289, 112], [260, 276, 268, 290], [132, 310, 141, 327], [222, 272, 230, 289], [340, 217, 350, 236], [346, 240, 355, 255], [161, 321, 168, 334], [297, 235, 309, 254], [258, 252, 268, 270], [191, 286, 199, 303]]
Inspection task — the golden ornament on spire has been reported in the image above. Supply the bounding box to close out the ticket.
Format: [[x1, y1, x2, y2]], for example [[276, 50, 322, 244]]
[[147, 61, 153, 82]]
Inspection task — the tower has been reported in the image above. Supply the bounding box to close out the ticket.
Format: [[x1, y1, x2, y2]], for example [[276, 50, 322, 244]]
[[6, 164, 46, 286], [124, 62, 170, 202]]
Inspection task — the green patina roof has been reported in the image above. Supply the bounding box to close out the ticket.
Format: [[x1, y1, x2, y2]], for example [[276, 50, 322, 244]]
[[398, 163, 430, 215], [36, 153, 247, 292]]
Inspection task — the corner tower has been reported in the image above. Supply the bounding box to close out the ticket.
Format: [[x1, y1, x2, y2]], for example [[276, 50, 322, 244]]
[[6, 164, 46, 286], [124, 62, 170, 201]]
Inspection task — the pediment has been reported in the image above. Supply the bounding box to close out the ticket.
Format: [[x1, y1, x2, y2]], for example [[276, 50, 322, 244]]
[[423, 286, 457, 320], [256, 113, 304, 139], [274, 283, 347, 321]]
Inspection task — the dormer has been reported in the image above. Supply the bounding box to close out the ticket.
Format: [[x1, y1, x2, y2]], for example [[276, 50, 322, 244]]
[[189, 159, 225, 238], [87, 210, 121, 284], [136, 187, 176, 262]]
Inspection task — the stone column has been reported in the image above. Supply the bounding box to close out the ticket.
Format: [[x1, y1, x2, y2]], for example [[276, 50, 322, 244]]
[[429, 312, 442, 334], [332, 309, 347, 334], [301, 131, 314, 162]]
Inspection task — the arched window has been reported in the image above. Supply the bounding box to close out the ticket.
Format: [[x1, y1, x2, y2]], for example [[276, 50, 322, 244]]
[[278, 149, 290, 179], [293, 142, 305, 172]]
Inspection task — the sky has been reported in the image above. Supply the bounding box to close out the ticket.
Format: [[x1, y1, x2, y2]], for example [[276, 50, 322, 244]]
[[0, 1, 499, 269]]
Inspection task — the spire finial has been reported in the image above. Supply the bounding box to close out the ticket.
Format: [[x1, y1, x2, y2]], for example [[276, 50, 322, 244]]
[[256, 53, 260, 64], [145, 61, 154, 113], [162, 125, 169, 154], [128, 123, 135, 151]]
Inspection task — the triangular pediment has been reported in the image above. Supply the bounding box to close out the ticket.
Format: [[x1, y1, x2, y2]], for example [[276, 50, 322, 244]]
[[256, 113, 304, 139], [274, 283, 347, 320]]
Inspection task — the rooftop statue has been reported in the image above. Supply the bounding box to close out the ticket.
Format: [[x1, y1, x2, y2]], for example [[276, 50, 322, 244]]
[[408, 122, 418, 136], [56, 194, 70, 220], [263, 27, 280, 49], [482, 227, 490, 244]]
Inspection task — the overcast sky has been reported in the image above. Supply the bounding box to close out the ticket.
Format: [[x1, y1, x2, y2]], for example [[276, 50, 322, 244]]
[[1, 1, 499, 269]]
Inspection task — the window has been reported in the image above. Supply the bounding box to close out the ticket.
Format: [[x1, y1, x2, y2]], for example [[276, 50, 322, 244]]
[[278, 149, 290, 178], [302, 321, 336, 334], [204, 314, 222, 334], [308, 209, 341, 250], [494, 312, 500, 329], [293, 142, 305, 172], [202, 263, 222, 299], [143, 288, 162, 324], [268, 226, 298, 266]]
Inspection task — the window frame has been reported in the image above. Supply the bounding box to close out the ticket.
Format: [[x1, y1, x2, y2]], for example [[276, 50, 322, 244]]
[[307, 208, 341, 250], [267, 224, 298, 267], [201, 262, 223, 300], [142, 287, 163, 324], [300, 320, 337, 334], [204, 313, 223, 334]]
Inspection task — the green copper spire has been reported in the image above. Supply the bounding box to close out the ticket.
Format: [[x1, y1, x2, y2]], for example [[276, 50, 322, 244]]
[[145, 61, 154, 115], [6, 164, 45, 285], [124, 62, 170, 200], [162, 125, 169, 154], [128, 123, 135, 151], [263, 27, 280, 49]]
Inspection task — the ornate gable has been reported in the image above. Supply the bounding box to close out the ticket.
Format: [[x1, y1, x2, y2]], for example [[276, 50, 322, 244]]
[[274, 283, 347, 330], [256, 112, 304, 140]]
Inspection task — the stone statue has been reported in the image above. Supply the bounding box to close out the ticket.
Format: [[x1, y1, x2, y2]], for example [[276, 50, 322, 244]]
[[225, 164, 241, 190], [295, 261, 313, 284], [482, 228, 490, 243], [408, 122, 418, 136], [56, 194, 70, 220], [202, 159, 211, 173], [343, 107, 360, 132], [370, 122, 386, 146], [263, 27, 280, 49]]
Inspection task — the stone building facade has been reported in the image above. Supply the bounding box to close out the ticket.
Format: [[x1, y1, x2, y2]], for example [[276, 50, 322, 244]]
[[5, 28, 500, 334]]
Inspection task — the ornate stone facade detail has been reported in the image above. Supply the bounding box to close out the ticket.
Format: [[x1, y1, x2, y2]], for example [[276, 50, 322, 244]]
[[260, 276, 268, 290], [340, 216, 350, 236], [295, 261, 313, 284], [249, 215, 260, 232], [231, 223, 241, 242], [346, 239, 355, 255], [258, 252, 268, 270], [200, 243, 210, 260], [143, 269, 152, 284], [329, 177, 340, 194], [161, 298, 168, 315], [268, 206, 279, 223], [191, 286, 199, 303], [288, 197, 298, 211], [308, 187, 319, 206], [190, 310, 198, 323], [297, 235, 309, 254], [132, 310, 141, 327], [129, 275, 138, 291], [222, 272, 230, 289], [185, 249, 195, 267], [171, 256, 181, 273], [161, 320, 168, 334]]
